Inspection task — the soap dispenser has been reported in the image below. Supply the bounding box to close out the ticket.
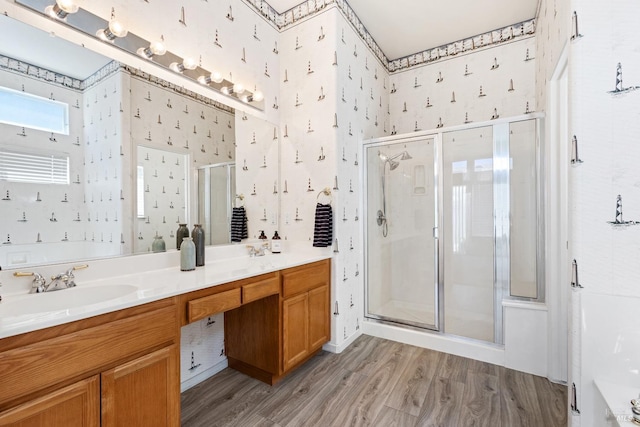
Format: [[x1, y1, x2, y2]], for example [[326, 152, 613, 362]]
[[271, 231, 281, 254], [258, 230, 267, 240]]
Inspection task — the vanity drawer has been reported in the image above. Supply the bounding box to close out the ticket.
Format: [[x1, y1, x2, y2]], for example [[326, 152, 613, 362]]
[[281, 260, 330, 299], [242, 276, 280, 304], [188, 288, 242, 323]]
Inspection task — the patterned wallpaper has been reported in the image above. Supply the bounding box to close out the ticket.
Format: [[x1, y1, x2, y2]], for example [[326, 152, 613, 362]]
[[278, 6, 388, 348], [0, 64, 87, 265], [534, 0, 570, 111], [235, 112, 280, 238], [78, 0, 281, 125], [389, 37, 537, 134], [569, 0, 640, 425], [128, 74, 235, 252], [82, 69, 126, 256]]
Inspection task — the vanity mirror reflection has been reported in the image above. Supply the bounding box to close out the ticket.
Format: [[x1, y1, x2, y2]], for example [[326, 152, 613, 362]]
[[0, 14, 279, 268]]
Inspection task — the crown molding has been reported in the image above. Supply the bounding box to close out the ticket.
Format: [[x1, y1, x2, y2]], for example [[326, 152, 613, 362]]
[[241, 0, 536, 73]]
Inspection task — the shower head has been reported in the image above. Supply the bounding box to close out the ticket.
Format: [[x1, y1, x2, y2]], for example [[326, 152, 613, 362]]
[[388, 160, 400, 170], [399, 151, 412, 160]]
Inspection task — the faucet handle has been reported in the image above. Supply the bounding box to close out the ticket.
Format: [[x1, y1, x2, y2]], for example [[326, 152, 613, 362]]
[[14, 271, 47, 293], [66, 264, 89, 276]]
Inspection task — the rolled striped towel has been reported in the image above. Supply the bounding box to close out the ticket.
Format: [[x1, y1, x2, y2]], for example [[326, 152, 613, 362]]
[[230, 207, 248, 242], [312, 203, 333, 247]]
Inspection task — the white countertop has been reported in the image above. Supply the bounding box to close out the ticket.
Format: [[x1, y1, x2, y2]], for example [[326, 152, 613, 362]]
[[0, 243, 332, 340]]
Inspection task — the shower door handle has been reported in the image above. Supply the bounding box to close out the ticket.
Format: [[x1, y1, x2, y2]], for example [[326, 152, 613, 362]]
[[433, 227, 438, 239]]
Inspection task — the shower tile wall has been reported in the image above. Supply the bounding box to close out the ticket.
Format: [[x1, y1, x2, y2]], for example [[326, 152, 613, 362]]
[[278, 5, 388, 347], [568, 0, 640, 425], [389, 37, 537, 134]]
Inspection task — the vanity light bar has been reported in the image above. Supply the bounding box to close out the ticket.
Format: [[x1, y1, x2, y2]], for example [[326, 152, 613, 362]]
[[14, 0, 264, 110]]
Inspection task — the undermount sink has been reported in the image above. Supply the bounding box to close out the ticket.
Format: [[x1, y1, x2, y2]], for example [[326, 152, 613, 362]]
[[0, 285, 139, 316]]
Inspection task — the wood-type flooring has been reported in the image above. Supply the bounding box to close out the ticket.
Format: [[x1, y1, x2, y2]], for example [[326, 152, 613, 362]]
[[181, 335, 567, 427]]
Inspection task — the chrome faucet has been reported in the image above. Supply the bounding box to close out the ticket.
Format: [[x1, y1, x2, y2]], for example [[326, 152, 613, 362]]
[[246, 243, 269, 257], [14, 264, 88, 293], [13, 271, 47, 293]]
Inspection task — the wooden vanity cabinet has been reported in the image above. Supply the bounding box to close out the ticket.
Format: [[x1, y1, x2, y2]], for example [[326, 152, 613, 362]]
[[0, 376, 100, 427], [225, 259, 331, 384], [281, 261, 330, 372], [0, 298, 180, 427]]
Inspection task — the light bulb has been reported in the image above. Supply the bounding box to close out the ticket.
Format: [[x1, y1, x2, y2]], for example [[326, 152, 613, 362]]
[[197, 75, 212, 85], [108, 19, 128, 38], [169, 62, 184, 73], [137, 38, 167, 59], [233, 83, 245, 94], [45, 0, 78, 19], [252, 90, 264, 102], [221, 86, 232, 95], [182, 57, 197, 70], [149, 40, 166, 56], [211, 71, 224, 84]]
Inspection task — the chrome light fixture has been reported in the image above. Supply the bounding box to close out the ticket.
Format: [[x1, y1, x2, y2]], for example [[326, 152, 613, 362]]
[[15, 0, 265, 109], [96, 8, 128, 42], [44, 0, 78, 19], [137, 35, 167, 59]]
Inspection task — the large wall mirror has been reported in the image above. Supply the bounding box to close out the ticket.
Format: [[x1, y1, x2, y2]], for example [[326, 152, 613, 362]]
[[0, 14, 279, 269]]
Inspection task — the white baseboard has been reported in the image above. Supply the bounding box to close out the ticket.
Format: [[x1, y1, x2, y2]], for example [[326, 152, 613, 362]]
[[323, 329, 363, 354], [362, 321, 505, 366], [180, 358, 229, 393]]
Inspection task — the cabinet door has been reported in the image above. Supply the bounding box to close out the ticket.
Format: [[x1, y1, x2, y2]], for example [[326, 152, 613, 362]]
[[101, 346, 179, 427], [0, 376, 99, 427], [282, 293, 309, 372], [308, 285, 329, 351]]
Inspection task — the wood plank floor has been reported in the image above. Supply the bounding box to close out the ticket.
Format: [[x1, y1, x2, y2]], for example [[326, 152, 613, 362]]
[[181, 335, 567, 427]]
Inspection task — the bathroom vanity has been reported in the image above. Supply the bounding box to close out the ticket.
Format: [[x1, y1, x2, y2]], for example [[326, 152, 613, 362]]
[[0, 250, 331, 426]]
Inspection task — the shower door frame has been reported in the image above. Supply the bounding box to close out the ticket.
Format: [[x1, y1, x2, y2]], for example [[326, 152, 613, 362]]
[[197, 161, 236, 245], [363, 134, 442, 332], [363, 114, 545, 345]]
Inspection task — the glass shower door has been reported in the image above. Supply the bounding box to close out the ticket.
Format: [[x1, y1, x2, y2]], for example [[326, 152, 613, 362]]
[[442, 126, 495, 342], [365, 137, 438, 330]]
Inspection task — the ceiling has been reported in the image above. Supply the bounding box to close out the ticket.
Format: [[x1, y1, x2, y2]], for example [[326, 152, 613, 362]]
[[0, 14, 112, 80], [268, 0, 539, 60]]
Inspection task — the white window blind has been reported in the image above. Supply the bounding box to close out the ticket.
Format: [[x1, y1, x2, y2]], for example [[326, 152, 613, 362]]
[[0, 86, 69, 135], [0, 150, 69, 184]]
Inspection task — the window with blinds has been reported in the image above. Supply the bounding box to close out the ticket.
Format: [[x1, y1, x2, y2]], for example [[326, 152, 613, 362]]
[[0, 86, 69, 135], [0, 150, 69, 184]]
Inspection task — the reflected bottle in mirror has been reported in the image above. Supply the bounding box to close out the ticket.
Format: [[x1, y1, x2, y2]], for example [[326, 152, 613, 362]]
[[152, 235, 166, 253], [176, 224, 189, 250], [180, 237, 196, 271], [192, 224, 205, 266]]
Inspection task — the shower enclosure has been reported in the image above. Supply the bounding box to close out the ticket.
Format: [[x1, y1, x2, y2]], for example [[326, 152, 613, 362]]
[[197, 162, 235, 245], [364, 117, 541, 344]]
